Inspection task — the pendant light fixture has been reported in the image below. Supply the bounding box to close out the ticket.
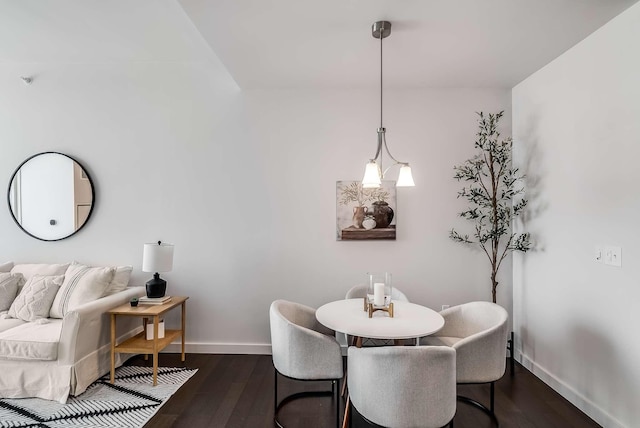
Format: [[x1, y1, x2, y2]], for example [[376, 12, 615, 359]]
[[362, 21, 415, 189]]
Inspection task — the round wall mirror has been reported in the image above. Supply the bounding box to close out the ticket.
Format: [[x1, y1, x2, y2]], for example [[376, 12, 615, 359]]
[[7, 152, 95, 241]]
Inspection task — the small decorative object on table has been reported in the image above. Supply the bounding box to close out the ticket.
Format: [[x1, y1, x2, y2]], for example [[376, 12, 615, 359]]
[[364, 272, 394, 318], [130, 297, 139, 307], [146, 320, 165, 340]]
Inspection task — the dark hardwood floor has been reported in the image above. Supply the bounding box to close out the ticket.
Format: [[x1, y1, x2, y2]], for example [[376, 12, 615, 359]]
[[126, 353, 601, 428]]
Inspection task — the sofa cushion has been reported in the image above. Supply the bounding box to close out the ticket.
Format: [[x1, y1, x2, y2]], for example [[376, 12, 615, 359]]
[[10, 263, 69, 283], [104, 265, 133, 295], [0, 319, 62, 360], [8, 275, 63, 322], [0, 273, 22, 311], [0, 315, 26, 333], [50, 264, 115, 319], [0, 261, 13, 272]]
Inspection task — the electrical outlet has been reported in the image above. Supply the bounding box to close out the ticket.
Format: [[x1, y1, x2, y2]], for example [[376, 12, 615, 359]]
[[605, 246, 622, 267], [441, 305, 450, 311]]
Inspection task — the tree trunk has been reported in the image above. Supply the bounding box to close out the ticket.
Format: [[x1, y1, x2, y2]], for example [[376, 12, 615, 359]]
[[491, 271, 498, 303]]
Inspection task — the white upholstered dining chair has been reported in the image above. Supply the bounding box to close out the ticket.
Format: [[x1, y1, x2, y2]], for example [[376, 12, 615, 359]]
[[347, 346, 456, 428], [420, 301, 509, 426], [269, 300, 343, 428]]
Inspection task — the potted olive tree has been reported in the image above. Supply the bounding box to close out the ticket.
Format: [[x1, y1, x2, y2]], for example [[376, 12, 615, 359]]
[[450, 111, 531, 303]]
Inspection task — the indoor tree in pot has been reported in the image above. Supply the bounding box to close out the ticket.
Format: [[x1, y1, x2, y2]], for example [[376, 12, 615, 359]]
[[450, 111, 531, 303]]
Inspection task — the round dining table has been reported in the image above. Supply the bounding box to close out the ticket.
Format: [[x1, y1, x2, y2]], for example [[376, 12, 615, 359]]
[[316, 298, 445, 428], [316, 298, 444, 341]]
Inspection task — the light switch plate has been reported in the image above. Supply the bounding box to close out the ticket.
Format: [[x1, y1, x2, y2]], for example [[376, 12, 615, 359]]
[[595, 246, 603, 263], [604, 246, 622, 267]]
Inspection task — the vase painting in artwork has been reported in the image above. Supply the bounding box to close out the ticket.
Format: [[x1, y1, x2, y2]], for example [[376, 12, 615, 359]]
[[372, 201, 394, 228], [362, 216, 376, 230], [336, 181, 397, 241], [353, 206, 368, 228]]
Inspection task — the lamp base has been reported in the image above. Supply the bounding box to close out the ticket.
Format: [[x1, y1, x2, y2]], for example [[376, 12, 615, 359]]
[[146, 273, 167, 298]]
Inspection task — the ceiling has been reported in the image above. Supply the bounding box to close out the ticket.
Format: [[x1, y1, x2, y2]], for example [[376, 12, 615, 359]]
[[1, 0, 638, 90], [179, 0, 638, 89]]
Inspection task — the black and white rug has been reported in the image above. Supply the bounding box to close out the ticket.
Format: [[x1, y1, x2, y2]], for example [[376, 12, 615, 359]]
[[0, 366, 197, 428]]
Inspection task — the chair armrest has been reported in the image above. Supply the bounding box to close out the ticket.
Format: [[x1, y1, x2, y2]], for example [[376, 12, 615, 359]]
[[57, 287, 145, 365], [284, 322, 343, 379], [289, 301, 335, 337], [451, 322, 508, 383], [435, 305, 464, 337]]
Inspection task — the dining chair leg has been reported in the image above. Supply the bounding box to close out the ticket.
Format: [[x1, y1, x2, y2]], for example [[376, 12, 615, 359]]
[[490, 381, 495, 413], [336, 379, 340, 428], [457, 381, 499, 426], [508, 331, 515, 376], [274, 369, 278, 414], [342, 395, 350, 428], [341, 371, 348, 398]]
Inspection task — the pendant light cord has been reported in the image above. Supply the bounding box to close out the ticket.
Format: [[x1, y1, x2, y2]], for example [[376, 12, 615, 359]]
[[380, 23, 383, 129], [379, 23, 401, 167]]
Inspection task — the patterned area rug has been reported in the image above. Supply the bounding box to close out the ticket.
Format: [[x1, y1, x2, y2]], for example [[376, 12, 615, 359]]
[[0, 366, 197, 428]]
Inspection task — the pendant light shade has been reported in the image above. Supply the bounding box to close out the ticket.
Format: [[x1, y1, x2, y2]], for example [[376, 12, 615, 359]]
[[361, 21, 415, 188], [396, 164, 415, 187], [362, 161, 382, 188]]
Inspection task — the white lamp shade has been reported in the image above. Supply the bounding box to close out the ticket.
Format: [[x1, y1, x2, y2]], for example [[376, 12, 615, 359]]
[[362, 161, 382, 188], [396, 164, 415, 187], [142, 242, 174, 273]]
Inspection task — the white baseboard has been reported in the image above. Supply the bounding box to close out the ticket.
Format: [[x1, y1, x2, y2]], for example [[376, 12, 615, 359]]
[[161, 342, 351, 356], [518, 351, 626, 428]]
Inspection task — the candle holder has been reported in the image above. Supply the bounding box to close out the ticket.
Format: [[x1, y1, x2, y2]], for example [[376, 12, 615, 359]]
[[364, 272, 393, 317], [365, 300, 394, 318]]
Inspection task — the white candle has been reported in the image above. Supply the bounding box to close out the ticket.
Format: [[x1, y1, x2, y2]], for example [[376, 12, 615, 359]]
[[374, 282, 385, 306]]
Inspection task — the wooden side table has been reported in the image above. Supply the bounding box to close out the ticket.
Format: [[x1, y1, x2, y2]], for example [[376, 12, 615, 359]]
[[108, 296, 188, 386]]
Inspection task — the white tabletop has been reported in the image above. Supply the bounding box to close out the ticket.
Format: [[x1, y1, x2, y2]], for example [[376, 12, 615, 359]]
[[316, 299, 444, 340]]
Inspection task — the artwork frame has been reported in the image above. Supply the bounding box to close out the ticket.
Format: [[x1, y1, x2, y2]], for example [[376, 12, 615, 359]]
[[336, 181, 397, 241]]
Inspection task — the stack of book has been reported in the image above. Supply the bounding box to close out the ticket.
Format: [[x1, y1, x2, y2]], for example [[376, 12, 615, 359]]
[[138, 296, 172, 305]]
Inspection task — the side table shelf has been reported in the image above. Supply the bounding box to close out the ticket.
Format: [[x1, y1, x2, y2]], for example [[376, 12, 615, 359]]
[[114, 329, 182, 354], [108, 296, 188, 386]]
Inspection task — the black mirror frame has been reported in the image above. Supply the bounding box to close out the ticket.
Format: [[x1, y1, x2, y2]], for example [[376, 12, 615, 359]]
[[7, 151, 95, 242]]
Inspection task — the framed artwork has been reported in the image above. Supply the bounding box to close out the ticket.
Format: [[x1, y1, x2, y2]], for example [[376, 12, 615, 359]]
[[336, 181, 396, 241]]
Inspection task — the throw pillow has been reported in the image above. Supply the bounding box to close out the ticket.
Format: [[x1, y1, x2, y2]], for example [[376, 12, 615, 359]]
[[104, 265, 133, 295], [10, 263, 70, 282], [0, 273, 21, 311], [50, 264, 115, 318], [0, 261, 13, 272], [8, 275, 63, 322], [69, 262, 133, 296]]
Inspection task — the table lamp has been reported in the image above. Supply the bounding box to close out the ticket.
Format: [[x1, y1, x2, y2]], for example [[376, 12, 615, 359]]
[[142, 241, 174, 298]]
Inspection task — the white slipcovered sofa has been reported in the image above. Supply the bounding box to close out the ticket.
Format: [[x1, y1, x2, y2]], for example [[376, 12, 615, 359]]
[[0, 261, 145, 403]]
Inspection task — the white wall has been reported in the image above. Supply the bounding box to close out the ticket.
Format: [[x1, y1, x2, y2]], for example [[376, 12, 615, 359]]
[[0, 55, 511, 352], [512, 3, 640, 427]]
